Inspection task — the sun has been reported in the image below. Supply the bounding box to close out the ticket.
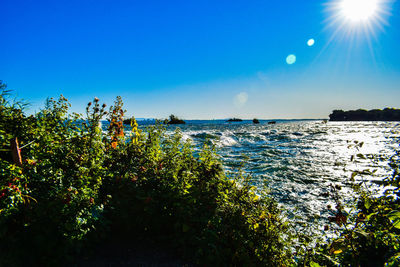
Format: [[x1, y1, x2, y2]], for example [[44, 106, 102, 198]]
[[324, 0, 391, 37], [339, 0, 379, 22], [321, 0, 392, 61]]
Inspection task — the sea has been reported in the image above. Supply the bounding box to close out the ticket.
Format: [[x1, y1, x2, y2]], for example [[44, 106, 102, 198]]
[[107, 119, 400, 235]]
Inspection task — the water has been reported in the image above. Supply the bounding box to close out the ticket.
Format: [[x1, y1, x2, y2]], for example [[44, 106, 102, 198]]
[[109, 120, 400, 233]]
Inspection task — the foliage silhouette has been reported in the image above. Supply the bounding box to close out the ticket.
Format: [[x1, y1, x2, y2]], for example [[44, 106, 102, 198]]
[[330, 108, 400, 121]]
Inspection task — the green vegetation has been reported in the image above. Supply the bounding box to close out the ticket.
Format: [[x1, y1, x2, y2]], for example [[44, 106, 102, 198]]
[[227, 118, 243, 122], [1, 80, 399, 266], [302, 141, 400, 266], [0, 82, 291, 266], [167, 114, 186, 124], [329, 108, 400, 121]]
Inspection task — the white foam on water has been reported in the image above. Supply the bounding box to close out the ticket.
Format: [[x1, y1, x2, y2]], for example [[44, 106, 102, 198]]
[[217, 135, 238, 147], [140, 121, 399, 237], [181, 133, 192, 142]]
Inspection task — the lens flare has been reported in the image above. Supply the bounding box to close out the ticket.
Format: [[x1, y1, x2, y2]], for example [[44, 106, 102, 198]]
[[286, 54, 296, 65], [234, 92, 248, 107]]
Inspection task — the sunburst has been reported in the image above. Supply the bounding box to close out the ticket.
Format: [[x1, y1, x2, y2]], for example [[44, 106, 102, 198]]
[[324, 0, 392, 43]]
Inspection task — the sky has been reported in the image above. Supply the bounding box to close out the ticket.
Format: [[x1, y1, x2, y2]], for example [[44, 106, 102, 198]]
[[1, 0, 400, 119]]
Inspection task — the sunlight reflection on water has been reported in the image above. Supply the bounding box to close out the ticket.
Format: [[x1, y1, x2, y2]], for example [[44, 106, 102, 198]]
[[114, 120, 399, 236], [163, 120, 399, 235]]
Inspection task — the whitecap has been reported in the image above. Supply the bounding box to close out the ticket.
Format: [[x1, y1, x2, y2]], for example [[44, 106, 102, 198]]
[[218, 135, 238, 147], [181, 133, 192, 142]]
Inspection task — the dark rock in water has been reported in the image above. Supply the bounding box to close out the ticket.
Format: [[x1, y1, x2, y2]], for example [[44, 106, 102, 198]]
[[268, 121, 276, 124], [227, 118, 243, 122], [253, 118, 260, 124], [329, 108, 400, 121], [167, 114, 185, 124]]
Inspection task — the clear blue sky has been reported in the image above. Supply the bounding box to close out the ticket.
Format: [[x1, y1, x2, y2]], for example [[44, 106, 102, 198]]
[[1, 0, 399, 119]]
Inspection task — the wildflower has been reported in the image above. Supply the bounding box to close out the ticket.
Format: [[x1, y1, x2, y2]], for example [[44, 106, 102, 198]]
[[111, 141, 118, 149], [131, 175, 138, 182], [0, 189, 7, 199], [140, 166, 147, 172]]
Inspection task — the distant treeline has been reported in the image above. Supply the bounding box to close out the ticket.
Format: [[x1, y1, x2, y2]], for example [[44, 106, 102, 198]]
[[227, 118, 243, 122], [123, 114, 185, 125], [329, 108, 400, 121]]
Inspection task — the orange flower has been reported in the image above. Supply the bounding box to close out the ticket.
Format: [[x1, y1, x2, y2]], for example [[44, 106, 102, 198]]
[[111, 141, 118, 149]]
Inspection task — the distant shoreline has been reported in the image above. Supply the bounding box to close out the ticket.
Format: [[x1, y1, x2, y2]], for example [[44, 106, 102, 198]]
[[116, 118, 323, 126], [329, 108, 400, 121]]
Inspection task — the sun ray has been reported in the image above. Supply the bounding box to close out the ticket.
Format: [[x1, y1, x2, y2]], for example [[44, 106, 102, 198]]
[[324, 0, 392, 36], [321, 0, 393, 61]]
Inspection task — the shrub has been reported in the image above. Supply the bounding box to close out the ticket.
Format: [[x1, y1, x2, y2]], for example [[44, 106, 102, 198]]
[[304, 142, 400, 266], [0, 84, 293, 266]]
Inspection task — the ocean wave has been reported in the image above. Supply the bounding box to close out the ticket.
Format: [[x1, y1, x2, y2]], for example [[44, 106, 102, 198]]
[[158, 120, 398, 235], [216, 135, 238, 147]]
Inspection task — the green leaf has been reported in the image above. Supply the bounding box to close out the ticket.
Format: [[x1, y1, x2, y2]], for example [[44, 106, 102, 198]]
[[386, 253, 400, 267], [309, 261, 321, 267], [387, 210, 400, 229], [388, 210, 400, 219], [364, 198, 371, 209], [354, 229, 369, 239], [253, 223, 259, 230]]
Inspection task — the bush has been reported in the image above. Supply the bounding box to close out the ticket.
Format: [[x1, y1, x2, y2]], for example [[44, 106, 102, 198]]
[[5, 80, 398, 266], [304, 142, 400, 266], [0, 82, 293, 266]]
